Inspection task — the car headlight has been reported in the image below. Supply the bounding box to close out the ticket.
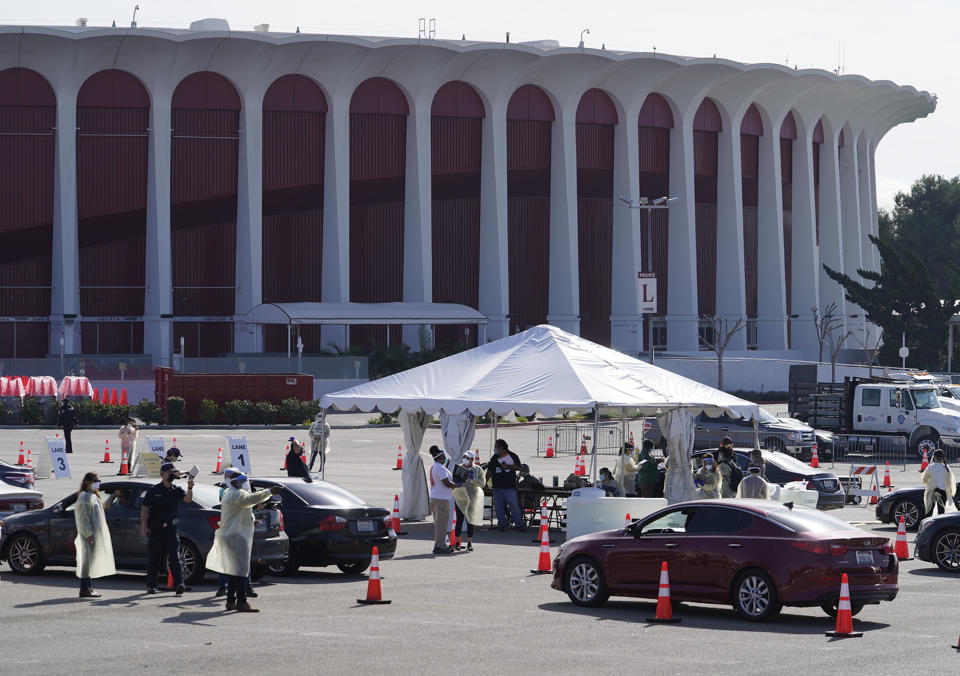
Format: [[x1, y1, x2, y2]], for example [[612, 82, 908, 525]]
[[919, 519, 933, 532], [787, 432, 800, 441]]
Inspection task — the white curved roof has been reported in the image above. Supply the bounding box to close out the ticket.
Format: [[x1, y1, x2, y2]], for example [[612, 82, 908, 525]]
[[245, 302, 488, 325], [320, 324, 761, 418]]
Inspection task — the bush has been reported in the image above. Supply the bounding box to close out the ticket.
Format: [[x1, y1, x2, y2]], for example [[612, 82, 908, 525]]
[[253, 401, 278, 425], [366, 409, 398, 425], [279, 398, 304, 425], [134, 398, 163, 425], [224, 400, 252, 426], [21, 397, 42, 425], [166, 397, 185, 425], [198, 398, 219, 425]]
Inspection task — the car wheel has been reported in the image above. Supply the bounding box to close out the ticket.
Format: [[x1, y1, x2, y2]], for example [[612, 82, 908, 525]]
[[820, 601, 864, 617], [732, 569, 781, 621], [892, 499, 923, 531], [179, 540, 204, 585], [563, 557, 609, 607], [932, 529, 960, 572], [337, 561, 370, 575], [267, 551, 300, 576], [914, 433, 940, 457], [6, 533, 45, 575]]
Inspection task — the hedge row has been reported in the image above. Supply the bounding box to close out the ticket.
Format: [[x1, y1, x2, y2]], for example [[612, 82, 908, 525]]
[[165, 397, 321, 426]]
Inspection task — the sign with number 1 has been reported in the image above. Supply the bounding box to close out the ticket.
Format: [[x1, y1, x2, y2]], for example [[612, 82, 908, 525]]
[[46, 436, 71, 479], [227, 436, 251, 474]]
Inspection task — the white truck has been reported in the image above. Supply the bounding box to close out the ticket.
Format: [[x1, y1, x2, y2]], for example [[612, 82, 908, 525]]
[[807, 376, 960, 455]]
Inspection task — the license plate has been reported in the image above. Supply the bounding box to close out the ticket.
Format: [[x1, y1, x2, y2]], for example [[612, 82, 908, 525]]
[[856, 550, 873, 565], [13, 504, 25, 512], [357, 520, 374, 533]]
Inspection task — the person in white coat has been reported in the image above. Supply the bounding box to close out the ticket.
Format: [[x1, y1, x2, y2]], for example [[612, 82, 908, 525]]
[[452, 451, 485, 551], [922, 449, 956, 515], [307, 414, 331, 471], [206, 474, 282, 612], [74, 472, 116, 598], [737, 466, 769, 499], [614, 443, 639, 497]]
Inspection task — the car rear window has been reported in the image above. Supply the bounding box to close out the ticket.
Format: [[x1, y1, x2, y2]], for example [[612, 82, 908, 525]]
[[280, 481, 368, 507], [765, 451, 815, 473], [765, 507, 857, 533]]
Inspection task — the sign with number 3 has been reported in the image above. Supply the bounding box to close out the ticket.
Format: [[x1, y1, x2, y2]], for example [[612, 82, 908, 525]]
[[46, 436, 71, 479], [227, 436, 251, 475]]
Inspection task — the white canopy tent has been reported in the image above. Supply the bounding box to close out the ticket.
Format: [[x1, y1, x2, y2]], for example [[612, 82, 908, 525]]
[[318, 325, 761, 508], [244, 302, 489, 356]]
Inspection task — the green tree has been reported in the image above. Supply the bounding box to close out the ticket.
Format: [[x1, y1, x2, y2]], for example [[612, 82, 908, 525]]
[[824, 234, 960, 369]]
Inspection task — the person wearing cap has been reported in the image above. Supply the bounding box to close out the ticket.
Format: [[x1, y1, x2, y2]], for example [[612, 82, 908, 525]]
[[614, 442, 639, 496], [718, 445, 740, 499], [163, 446, 182, 465], [60, 397, 77, 454], [140, 461, 194, 594], [452, 451, 485, 551], [285, 437, 310, 479], [213, 468, 256, 599], [737, 465, 769, 499], [307, 414, 331, 471], [428, 445, 457, 554], [694, 453, 722, 499], [207, 474, 282, 612], [748, 449, 767, 481]]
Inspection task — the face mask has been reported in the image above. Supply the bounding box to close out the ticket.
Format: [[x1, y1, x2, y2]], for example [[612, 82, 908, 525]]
[[90, 482, 100, 491], [704, 462, 715, 469]]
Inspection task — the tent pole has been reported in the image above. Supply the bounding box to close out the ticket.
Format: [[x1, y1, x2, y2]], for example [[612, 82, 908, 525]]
[[320, 408, 327, 480], [753, 419, 760, 450], [592, 403, 600, 484], [287, 323, 291, 364]]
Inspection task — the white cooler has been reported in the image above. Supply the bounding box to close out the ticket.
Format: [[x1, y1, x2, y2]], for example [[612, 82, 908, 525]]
[[565, 488, 668, 540]]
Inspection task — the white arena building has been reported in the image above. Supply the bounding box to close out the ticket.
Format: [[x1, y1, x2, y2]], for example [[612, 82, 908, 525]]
[[0, 19, 936, 363]]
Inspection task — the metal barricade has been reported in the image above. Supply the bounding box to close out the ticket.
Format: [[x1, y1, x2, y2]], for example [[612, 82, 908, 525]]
[[829, 434, 908, 471], [536, 422, 627, 457]]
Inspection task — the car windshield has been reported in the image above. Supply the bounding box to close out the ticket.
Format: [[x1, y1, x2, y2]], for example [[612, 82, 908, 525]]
[[280, 481, 368, 508], [946, 386, 960, 399], [756, 407, 779, 424], [765, 506, 858, 533], [911, 388, 941, 409], [763, 450, 814, 473]]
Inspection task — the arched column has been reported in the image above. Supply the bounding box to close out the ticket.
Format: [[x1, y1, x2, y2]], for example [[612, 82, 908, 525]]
[[817, 122, 847, 320], [666, 109, 699, 351], [789, 117, 820, 353], [756, 112, 787, 350]]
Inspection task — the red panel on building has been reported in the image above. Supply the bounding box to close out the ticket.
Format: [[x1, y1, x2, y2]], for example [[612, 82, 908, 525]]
[[780, 111, 798, 140], [696, 204, 718, 316], [813, 141, 821, 245], [508, 197, 550, 332], [740, 104, 763, 136], [694, 106, 720, 319], [431, 116, 482, 176], [506, 85, 554, 121], [431, 81, 484, 118], [0, 68, 54, 356], [576, 89, 618, 125], [813, 119, 825, 144], [350, 78, 409, 115], [638, 93, 674, 129], [577, 198, 613, 345], [77, 70, 149, 345], [171, 72, 240, 326], [743, 207, 758, 317], [693, 98, 723, 132], [740, 134, 759, 207], [172, 322, 234, 358], [507, 119, 552, 172], [262, 75, 326, 310], [264, 324, 325, 353], [576, 122, 614, 172]]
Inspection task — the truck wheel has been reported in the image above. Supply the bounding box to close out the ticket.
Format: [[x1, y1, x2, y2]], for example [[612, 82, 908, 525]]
[[914, 433, 940, 457]]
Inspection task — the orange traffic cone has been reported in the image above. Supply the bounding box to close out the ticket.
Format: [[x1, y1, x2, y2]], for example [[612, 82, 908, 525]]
[[26, 448, 33, 469], [212, 447, 223, 474], [530, 520, 552, 574], [166, 568, 175, 591], [545, 436, 554, 458], [629, 430, 635, 445], [882, 461, 892, 487], [580, 455, 587, 476], [16, 441, 24, 466], [647, 561, 681, 623], [825, 573, 863, 637], [393, 445, 403, 471], [92, 388, 99, 403], [893, 515, 913, 560], [533, 499, 554, 544], [391, 494, 407, 535], [110, 388, 119, 406], [117, 447, 129, 476], [810, 446, 820, 468], [625, 512, 632, 529], [869, 474, 880, 505], [119, 388, 128, 405], [357, 546, 391, 604], [580, 436, 588, 459], [920, 448, 929, 472], [101, 439, 112, 463], [449, 510, 459, 549]]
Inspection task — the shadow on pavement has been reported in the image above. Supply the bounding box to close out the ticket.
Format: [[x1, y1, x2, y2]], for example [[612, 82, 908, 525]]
[[906, 566, 956, 578], [537, 601, 890, 634]]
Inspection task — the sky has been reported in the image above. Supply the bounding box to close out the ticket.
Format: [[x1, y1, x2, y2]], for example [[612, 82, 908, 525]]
[[3, 0, 954, 211]]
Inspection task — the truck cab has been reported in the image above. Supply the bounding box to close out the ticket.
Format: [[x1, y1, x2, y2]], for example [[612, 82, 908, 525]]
[[851, 382, 960, 454]]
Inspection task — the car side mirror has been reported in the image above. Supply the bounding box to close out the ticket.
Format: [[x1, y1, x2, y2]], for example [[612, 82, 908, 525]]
[[52, 504, 63, 514]]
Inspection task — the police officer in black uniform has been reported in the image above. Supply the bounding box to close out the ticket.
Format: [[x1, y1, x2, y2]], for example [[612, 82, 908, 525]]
[[140, 462, 194, 594]]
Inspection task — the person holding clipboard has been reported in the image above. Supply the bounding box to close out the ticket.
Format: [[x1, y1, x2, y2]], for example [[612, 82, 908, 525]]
[[452, 451, 485, 551], [485, 439, 525, 532]]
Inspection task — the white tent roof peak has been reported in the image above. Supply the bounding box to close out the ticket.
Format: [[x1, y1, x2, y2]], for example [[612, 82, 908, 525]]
[[320, 324, 761, 419]]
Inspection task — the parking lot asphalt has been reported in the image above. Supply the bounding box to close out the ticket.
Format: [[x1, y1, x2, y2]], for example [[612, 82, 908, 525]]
[[1, 418, 954, 675]]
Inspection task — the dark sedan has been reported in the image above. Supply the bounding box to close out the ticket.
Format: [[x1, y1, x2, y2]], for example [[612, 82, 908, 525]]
[[693, 449, 846, 510], [250, 477, 396, 575], [552, 500, 898, 621], [875, 483, 960, 531], [916, 512, 960, 571], [0, 459, 36, 490], [0, 481, 288, 584]]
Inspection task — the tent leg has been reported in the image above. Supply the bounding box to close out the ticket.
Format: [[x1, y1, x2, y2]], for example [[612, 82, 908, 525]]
[[591, 403, 600, 483], [753, 419, 760, 450]]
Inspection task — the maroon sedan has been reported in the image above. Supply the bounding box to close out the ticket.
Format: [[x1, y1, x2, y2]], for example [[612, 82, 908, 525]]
[[551, 500, 898, 621]]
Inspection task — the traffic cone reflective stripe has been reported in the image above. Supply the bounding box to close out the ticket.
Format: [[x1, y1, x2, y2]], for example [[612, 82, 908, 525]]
[[118, 448, 129, 476], [573, 454, 581, 476], [629, 430, 635, 445], [894, 516, 913, 560], [393, 444, 403, 470], [825, 573, 863, 637], [882, 462, 891, 487], [26, 448, 33, 469], [391, 494, 407, 534], [530, 520, 552, 574], [810, 446, 820, 468], [101, 439, 112, 463], [212, 447, 223, 474], [920, 449, 929, 472], [647, 561, 681, 623], [16, 441, 24, 466], [545, 436, 554, 458], [357, 546, 391, 604]]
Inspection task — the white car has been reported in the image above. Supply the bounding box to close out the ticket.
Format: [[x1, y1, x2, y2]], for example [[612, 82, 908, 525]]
[[0, 481, 43, 518]]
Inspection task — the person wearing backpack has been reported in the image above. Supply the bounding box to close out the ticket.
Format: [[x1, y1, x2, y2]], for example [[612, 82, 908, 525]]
[[634, 440, 662, 498], [718, 446, 743, 498]]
